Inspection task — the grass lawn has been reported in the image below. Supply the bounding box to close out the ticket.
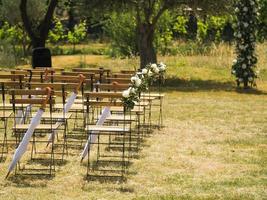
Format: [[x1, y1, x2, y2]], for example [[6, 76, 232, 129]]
[[0, 43, 266, 200]]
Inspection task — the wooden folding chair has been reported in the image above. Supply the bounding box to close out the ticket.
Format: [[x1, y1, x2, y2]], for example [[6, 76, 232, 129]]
[[26, 81, 84, 154], [61, 71, 95, 91], [40, 74, 87, 132], [0, 75, 26, 159], [83, 92, 132, 179], [9, 87, 57, 176], [72, 68, 111, 83]]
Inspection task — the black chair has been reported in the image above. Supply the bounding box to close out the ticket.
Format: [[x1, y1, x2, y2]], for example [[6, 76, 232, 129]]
[[32, 47, 52, 69]]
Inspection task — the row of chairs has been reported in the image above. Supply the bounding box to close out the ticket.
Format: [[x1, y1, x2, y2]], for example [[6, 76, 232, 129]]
[[0, 67, 164, 180]]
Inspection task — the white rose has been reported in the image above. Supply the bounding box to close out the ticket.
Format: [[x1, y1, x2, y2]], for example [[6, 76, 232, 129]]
[[159, 65, 166, 71], [159, 62, 166, 71], [151, 63, 157, 69], [235, 7, 239, 12], [131, 76, 137, 83], [232, 70, 236, 74], [129, 87, 136, 94], [154, 67, 160, 74], [243, 22, 249, 28], [243, 7, 248, 12], [148, 70, 153, 77], [233, 59, 237, 64], [239, 78, 243, 82], [135, 78, 141, 87], [237, 33, 242, 38], [242, 64, 247, 69], [159, 62, 166, 67], [142, 68, 148, 74], [248, 77, 253, 81], [122, 89, 130, 98]]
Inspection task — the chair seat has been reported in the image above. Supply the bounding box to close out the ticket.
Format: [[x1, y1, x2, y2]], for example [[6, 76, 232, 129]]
[[102, 115, 136, 122], [13, 123, 61, 130], [0, 104, 29, 108], [110, 106, 144, 114], [54, 104, 86, 111], [0, 111, 12, 118], [42, 112, 72, 119], [85, 125, 130, 132]]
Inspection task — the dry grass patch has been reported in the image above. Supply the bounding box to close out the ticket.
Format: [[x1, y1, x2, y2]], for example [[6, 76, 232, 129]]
[[0, 43, 266, 200]]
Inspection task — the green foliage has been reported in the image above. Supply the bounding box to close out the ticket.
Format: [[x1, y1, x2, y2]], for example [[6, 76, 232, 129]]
[[48, 19, 66, 44], [103, 12, 138, 58], [104, 11, 175, 57], [197, 20, 208, 42], [196, 15, 232, 43], [0, 22, 24, 44], [258, 0, 267, 41], [154, 11, 174, 56], [67, 20, 87, 51], [0, 21, 29, 66], [207, 16, 229, 42], [173, 16, 188, 38]]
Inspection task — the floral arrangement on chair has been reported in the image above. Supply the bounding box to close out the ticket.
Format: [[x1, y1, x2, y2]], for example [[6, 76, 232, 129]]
[[122, 62, 166, 110]]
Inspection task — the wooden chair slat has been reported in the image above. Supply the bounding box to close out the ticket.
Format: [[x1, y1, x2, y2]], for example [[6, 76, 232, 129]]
[[84, 91, 122, 98], [10, 98, 55, 105]]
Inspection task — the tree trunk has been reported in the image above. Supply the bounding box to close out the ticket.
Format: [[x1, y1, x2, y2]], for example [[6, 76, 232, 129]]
[[20, 0, 58, 49], [67, 1, 75, 31], [32, 37, 46, 48], [138, 23, 157, 69]]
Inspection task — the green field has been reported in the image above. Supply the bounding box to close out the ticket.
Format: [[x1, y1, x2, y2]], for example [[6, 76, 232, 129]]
[[0, 43, 266, 200]]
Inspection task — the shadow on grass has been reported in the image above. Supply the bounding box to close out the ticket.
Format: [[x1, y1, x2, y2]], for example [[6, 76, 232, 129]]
[[6, 174, 53, 188], [155, 77, 267, 95], [84, 174, 127, 183]]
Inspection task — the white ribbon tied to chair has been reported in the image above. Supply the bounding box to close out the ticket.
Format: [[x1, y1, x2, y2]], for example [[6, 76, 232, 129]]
[[47, 92, 78, 143], [81, 107, 111, 161], [7, 108, 44, 174]]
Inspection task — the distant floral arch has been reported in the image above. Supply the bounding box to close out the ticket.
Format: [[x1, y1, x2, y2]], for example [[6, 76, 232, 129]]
[[232, 0, 259, 88]]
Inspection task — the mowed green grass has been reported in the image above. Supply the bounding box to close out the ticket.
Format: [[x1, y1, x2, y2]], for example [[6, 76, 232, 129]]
[[0, 43, 267, 200]]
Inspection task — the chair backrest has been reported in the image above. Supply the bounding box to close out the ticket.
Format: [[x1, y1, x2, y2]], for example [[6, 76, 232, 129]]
[[0, 73, 25, 82], [112, 73, 133, 79], [84, 91, 123, 107], [94, 83, 130, 92], [106, 77, 131, 84], [9, 87, 54, 110], [120, 70, 136, 74], [72, 68, 111, 83]]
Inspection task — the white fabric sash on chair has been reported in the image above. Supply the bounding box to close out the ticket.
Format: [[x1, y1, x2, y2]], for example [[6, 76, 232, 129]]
[[6, 109, 44, 178], [47, 92, 78, 143], [81, 107, 111, 161]]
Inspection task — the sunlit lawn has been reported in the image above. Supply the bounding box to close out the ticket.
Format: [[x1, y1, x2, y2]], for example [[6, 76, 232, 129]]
[[0, 43, 266, 200]]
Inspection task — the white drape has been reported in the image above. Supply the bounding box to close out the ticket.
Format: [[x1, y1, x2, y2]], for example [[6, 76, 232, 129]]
[[81, 107, 111, 161], [47, 92, 77, 143], [7, 109, 44, 175]]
